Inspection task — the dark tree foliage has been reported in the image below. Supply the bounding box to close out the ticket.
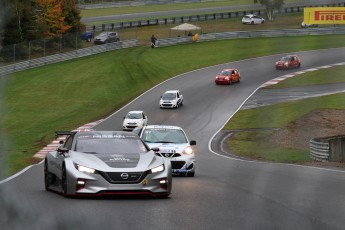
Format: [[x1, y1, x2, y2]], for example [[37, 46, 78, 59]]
[[61, 0, 85, 33], [1, 0, 84, 46], [1, 0, 38, 46]]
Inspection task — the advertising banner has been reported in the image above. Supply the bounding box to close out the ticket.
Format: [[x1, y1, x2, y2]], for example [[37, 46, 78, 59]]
[[304, 7, 345, 24]]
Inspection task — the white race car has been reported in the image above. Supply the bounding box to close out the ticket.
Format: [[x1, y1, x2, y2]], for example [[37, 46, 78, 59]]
[[122, 110, 148, 131], [159, 90, 184, 109], [134, 125, 196, 177]]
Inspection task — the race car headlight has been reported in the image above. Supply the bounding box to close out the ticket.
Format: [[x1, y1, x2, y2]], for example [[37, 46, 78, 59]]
[[151, 164, 164, 174], [284, 62, 288, 66], [183, 146, 194, 155], [76, 164, 95, 174]]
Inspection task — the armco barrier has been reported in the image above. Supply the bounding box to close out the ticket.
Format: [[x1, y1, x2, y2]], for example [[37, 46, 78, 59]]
[[0, 39, 138, 77], [310, 135, 345, 162], [310, 138, 330, 161]]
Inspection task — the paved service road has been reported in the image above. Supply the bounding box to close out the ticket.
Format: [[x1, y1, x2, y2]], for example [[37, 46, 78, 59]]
[[1, 48, 345, 230]]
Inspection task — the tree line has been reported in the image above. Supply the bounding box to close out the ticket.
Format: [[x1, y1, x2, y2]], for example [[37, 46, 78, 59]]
[[1, 0, 84, 46]]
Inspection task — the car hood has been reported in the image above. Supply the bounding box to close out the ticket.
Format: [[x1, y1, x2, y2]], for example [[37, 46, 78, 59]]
[[276, 61, 287, 64], [95, 35, 107, 40], [123, 119, 142, 124], [70, 151, 161, 171], [146, 143, 189, 153]]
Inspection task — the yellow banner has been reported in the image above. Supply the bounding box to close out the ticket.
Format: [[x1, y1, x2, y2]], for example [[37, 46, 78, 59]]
[[304, 7, 345, 24]]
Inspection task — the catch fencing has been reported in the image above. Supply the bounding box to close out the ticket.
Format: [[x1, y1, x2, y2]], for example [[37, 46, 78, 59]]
[[0, 39, 138, 77]]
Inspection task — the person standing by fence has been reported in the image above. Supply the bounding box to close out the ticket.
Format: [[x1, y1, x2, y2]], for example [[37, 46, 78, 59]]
[[151, 35, 157, 48]]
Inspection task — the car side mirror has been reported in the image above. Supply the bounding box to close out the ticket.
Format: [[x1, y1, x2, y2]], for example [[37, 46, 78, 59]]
[[57, 147, 69, 156], [151, 147, 159, 152], [190, 140, 196, 145]]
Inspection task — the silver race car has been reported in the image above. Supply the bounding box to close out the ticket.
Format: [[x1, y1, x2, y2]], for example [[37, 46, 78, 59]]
[[134, 125, 196, 177], [44, 130, 172, 197]]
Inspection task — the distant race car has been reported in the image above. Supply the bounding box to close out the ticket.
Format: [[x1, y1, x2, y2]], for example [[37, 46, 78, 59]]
[[215, 68, 241, 85], [275, 55, 301, 70], [133, 125, 196, 177], [123, 110, 148, 131], [242, 14, 265, 24], [44, 130, 172, 197], [159, 90, 184, 109]]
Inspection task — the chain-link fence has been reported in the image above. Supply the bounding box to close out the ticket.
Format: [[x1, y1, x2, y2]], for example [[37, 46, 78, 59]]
[[0, 29, 138, 67]]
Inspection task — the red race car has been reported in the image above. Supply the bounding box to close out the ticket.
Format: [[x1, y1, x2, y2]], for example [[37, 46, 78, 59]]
[[275, 55, 301, 70], [215, 68, 241, 85]]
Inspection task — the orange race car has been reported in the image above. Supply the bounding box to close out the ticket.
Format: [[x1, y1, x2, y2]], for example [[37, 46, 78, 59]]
[[215, 68, 241, 85], [275, 55, 301, 70]]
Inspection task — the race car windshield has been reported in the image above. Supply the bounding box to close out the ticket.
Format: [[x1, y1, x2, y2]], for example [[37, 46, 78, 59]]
[[75, 139, 148, 154], [220, 70, 230, 76], [98, 32, 108, 37], [280, 57, 289, 61], [162, 93, 176, 100], [142, 129, 187, 143], [126, 113, 142, 119]]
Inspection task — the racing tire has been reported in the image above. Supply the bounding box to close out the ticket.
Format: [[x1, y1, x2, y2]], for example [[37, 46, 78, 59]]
[[61, 165, 68, 195], [44, 160, 53, 191], [187, 172, 195, 177], [251, 21, 254, 25]]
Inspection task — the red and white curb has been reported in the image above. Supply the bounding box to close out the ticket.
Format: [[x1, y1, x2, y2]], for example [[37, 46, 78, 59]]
[[260, 62, 345, 88], [33, 119, 103, 158]]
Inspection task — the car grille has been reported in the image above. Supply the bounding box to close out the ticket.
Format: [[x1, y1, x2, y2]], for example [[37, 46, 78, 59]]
[[100, 171, 148, 184], [171, 161, 185, 170], [156, 152, 181, 158]]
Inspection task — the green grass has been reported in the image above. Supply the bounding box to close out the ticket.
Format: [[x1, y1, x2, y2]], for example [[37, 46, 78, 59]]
[[228, 131, 310, 162]]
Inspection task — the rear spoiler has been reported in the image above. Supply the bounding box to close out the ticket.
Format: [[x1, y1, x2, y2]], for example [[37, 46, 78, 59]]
[[55, 131, 76, 139]]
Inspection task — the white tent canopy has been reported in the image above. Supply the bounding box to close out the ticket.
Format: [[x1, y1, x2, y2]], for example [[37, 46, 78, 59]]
[[170, 23, 201, 31]]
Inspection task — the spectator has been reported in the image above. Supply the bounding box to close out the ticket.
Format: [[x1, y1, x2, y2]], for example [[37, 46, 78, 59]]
[[151, 35, 157, 48]]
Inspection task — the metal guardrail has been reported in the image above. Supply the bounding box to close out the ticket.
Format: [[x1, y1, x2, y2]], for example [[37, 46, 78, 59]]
[[0, 39, 138, 77], [155, 27, 345, 47], [310, 139, 330, 161]]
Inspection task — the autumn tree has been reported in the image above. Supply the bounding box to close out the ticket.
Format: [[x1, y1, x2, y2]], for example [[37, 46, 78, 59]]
[[254, 0, 285, 21], [36, 0, 71, 38], [61, 0, 85, 33]]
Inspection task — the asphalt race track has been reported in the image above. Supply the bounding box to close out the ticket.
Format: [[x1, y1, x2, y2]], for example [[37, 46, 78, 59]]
[[1, 48, 345, 230]]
